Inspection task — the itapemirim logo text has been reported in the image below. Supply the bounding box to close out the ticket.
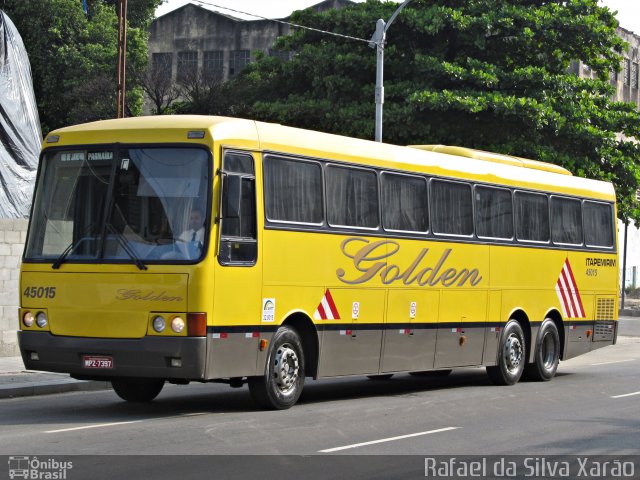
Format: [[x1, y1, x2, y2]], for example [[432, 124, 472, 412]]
[[8, 456, 72, 479]]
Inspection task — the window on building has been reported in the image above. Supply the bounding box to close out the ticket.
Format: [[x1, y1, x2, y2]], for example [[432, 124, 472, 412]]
[[326, 165, 379, 229], [475, 186, 513, 239], [551, 197, 583, 245], [623, 58, 631, 86], [152, 52, 172, 78], [381, 172, 428, 232], [610, 69, 618, 84], [632, 62, 639, 90], [431, 179, 473, 236], [203, 51, 224, 81], [229, 50, 251, 77], [264, 156, 323, 224], [177, 51, 198, 83], [515, 191, 549, 242]]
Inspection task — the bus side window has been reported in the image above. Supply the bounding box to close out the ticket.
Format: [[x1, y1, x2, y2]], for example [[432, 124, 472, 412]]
[[219, 152, 257, 265]]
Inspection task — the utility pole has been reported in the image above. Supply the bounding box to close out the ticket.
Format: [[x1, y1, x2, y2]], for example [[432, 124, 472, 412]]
[[369, 0, 412, 142], [116, 0, 128, 118]]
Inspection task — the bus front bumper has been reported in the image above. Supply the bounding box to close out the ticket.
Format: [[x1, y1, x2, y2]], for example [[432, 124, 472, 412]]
[[18, 331, 207, 381]]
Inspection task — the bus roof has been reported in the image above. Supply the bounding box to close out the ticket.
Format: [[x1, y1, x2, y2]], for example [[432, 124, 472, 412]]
[[46, 115, 615, 202]]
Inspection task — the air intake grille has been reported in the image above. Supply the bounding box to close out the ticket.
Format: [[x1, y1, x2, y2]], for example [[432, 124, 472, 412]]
[[594, 297, 616, 341]]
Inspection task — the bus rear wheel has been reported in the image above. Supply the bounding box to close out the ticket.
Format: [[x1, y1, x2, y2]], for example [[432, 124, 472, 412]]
[[111, 378, 165, 402], [524, 319, 560, 381], [486, 319, 526, 386], [248, 326, 305, 410]]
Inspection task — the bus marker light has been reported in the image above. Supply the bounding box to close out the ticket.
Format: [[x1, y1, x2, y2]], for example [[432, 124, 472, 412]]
[[30, 352, 39, 361], [187, 313, 207, 337], [586, 330, 592, 338], [36, 312, 48, 328], [153, 316, 166, 333], [187, 131, 205, 139], [170, 358, 182, 368], [46, 135, 60, 143], [171, 317, 185, 333], [23, 311, 34, 327], [259, 339, 268, 351], [459, 336, 467, 346]]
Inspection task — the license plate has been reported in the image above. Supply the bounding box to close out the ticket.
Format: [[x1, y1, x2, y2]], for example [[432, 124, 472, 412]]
[[82, 355, 114, 369]]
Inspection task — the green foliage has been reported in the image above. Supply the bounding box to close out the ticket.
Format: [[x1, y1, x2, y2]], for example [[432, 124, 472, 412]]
[[209, 0, 640, 224], [1, 0, 160, 133]]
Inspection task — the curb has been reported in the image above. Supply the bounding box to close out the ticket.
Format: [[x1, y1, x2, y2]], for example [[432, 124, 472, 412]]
[[0, 379, 110, 399], [619, 309, 640, 317]]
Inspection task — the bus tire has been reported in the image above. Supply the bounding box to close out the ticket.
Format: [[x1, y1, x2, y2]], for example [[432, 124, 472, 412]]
[[486, 319, 526, 386], [524, 319, 560, 381], [366, 374, 394, 380], [111, 378, 164, 402], [248, 326, 305, 410]]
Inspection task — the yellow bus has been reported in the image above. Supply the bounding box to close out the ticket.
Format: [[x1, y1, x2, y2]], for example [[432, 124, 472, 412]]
[[18, 116, 618, 409]]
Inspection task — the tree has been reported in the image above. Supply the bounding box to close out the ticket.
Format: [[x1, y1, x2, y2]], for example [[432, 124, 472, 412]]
[[217, 0, 640, 224], [1, 0, 160, 133]]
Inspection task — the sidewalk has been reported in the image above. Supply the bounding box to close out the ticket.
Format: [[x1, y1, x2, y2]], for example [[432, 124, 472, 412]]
[[0, 355, 110, 399], [1, 316, 639, 400]]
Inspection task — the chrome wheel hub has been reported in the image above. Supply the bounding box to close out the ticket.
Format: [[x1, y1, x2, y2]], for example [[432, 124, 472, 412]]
[[273, 344, 299, 393], [504, 333, 523, 372]]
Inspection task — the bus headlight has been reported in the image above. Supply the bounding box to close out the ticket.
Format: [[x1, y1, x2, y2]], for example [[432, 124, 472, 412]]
[[36, 312, 48, 328], [23, 311, 34, 327], [152, 315, 166, 333], [171, 317, 185, 333]]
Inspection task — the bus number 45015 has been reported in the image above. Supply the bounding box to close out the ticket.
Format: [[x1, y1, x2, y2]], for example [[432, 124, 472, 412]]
[[23, 286, 56, 299]]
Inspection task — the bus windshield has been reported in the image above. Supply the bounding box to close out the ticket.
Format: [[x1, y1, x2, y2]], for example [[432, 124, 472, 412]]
[[24, 146, 210, 264]]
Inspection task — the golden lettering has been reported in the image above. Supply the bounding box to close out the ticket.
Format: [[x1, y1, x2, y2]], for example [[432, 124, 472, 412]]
[[336, 238, 483, 288]]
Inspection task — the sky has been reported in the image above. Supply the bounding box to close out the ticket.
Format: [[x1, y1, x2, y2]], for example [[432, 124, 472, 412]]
[[156, 0, 640, 34]]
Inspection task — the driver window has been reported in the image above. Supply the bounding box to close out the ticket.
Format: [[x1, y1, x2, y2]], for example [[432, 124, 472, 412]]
[[219, 151, 257, 265]]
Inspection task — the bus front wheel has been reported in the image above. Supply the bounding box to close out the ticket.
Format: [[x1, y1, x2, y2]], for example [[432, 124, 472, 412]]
[[248, 326, 305, 410], [111, 378, 165, 402], [524, 319, 560, 381], [486, 319, 526, 386]]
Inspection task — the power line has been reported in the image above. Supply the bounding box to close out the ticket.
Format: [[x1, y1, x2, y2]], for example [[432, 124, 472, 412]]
[[192, 0, 371, 44]]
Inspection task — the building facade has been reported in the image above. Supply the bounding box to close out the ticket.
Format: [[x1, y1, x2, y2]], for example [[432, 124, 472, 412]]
[[148, 0, 353, 85]]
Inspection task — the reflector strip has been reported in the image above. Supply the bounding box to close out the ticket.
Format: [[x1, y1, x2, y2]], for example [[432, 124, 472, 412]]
[[556, 259, 585, 319], [314, 289, 341, 320]]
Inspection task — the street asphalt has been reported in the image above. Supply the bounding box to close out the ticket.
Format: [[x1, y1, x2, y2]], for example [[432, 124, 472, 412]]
[[1, 315, 638, 399]]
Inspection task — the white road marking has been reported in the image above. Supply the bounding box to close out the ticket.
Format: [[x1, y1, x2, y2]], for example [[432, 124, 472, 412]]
[[319, 427, 460, 453], [611, 390, 640, 399], [591, 359, 636, 366], [45, 420, 143, 433]]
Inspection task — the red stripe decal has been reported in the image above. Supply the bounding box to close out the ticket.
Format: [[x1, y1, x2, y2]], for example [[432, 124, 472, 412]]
[[324, 289, 340, 319]]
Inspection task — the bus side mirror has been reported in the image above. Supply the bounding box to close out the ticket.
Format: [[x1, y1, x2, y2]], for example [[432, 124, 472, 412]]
[[222, 175, 241, 219]]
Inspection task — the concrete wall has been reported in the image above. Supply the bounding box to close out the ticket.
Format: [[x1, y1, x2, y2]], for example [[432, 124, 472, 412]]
[[0, 219, 27, 356]]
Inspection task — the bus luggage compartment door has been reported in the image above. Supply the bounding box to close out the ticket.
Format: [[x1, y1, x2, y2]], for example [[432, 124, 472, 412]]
[[318, 289, 384, 377]]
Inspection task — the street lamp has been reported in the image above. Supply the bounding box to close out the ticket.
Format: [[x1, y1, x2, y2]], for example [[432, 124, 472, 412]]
[[369, 0, 412, 142]]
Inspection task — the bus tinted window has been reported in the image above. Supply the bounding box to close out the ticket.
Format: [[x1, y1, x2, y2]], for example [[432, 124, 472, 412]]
[[475, 186, 513, 239], [431, 179, 473, 236], [584, 201, 614, 247], [381, 173, 428, 232], [551, 197, 583, 245], [326, 166, 379, 228], [515, 191, 549, 242], [264, 156, 323, 224], [224, 153, 254, 174]]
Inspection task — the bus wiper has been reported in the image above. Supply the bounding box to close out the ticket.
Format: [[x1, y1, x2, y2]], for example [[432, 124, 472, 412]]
[[51, 223, 96, 269], [106, 224, 148, 271]]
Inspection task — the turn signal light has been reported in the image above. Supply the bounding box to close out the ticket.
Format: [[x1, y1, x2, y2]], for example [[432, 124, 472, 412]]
[[586, 330, 593, 338], [187, 313, 207, 337]]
